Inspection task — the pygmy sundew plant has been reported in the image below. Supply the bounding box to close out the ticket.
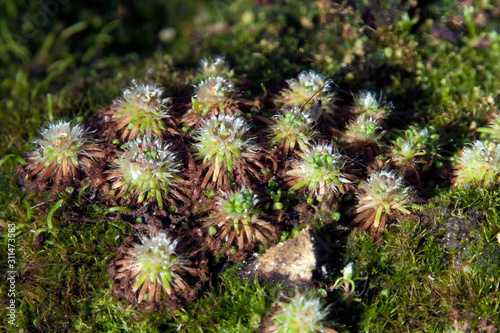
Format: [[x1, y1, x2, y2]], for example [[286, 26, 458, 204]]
[[191, 76, 238, 116], [344, 115, 383, 144], [107, 137, 186, 207], [266, 291, 331, 333], [113, 232, 195, 303], [285, 143, 351, 200], [352, 170, 411, 234], [477, 113, 500, 139], [193, 114, 266, 188], [455, 140, 500, 187], [390, 125, 441, 174], [206, 188, 276, 251], [26, 120, 103, 184], [110, 80, 172, 141], [280, 70, 337, 117], [195, 56, 234, 81], [270, 106, 318, 156], [352, 90, 391, 119], [343, 115, 384, 160]]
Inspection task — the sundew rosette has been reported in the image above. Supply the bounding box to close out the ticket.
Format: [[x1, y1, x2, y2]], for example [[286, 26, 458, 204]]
[[344, 115, 383, 144], [193, 113, 265, 188], [110, 80, 172, 141], [26, 120, 103, 184], [285, 143, 351, 200], [455, 140, 500, 187], [191, 76, 238, 116], [113, 232, 195, 303], [352, 170, 410, 235], [196, 56, 234, 81], [352, 90, 391, 119], [343, 115, 384, 160], [270, 106, 318, 156], [205, 188, 276, 251], [280, 70, 337, 116], [390, 125, 440, 174], [107, 137, 186, 207], [267, 292, 331, 333]]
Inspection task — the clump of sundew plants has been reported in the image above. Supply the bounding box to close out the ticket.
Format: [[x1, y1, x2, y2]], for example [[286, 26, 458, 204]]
[[4, 1, 500, 332]]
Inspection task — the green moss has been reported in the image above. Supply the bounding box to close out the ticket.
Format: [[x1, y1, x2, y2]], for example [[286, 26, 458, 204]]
[[175, 265, 279, 332]]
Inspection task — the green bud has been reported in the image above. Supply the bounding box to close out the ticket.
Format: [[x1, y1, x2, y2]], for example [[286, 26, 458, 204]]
[[208, 226, 217, 236]]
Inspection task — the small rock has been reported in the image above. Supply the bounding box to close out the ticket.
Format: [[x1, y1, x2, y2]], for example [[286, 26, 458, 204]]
[[240, 226, 316, 284]]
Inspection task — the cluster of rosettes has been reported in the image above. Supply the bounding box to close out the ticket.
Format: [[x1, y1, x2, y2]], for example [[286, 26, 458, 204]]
[[107, 137, 185, 207], [113, 232, 195, 303], [270, 106, 318, 156], [353, 170, 411, 234], [206, 189, 276, 251], [286, 143, 351, 200], [111, 80, 172, 141], [455, 140, 500, 187], [267, 292, 330, 333], [27, 121, 102, 185]]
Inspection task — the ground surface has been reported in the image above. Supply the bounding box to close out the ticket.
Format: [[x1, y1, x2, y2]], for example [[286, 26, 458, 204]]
[[1, 0, 500, 332]]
